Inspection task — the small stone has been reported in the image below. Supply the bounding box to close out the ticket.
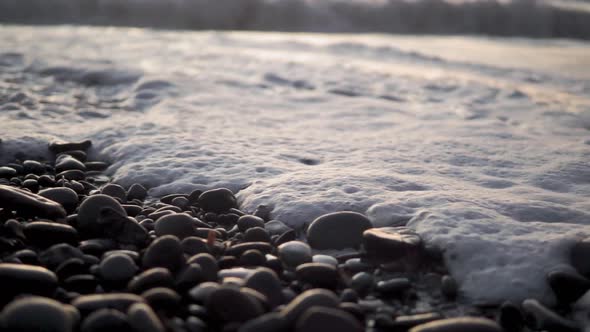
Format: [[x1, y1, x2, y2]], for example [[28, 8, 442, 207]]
[[80, 308, 130, 332], [350, 272, 374, 297], [49, 140, 92, 154], [181, 237, 210, 255], [340, 289, 359, 303], [265, 220, 292, 236], [142, 235, 185, 272], [244, 227, 271, 243], [1, 296, 76, 332], [521, 299, 580, 332], [363, 226, 422, 260], [441, 275, 458, 299], [64, 274, 98, 294], [57, 150, 87, 162], [77, 194, 127, 237], [56, 170, 85, 181], [206, 286, 265, 322], [127, 183, 148, 201], [244, 267, 284, 308], [127, 302, 165, 332], [72, 293, 144, 315], [253, 205, 272, 221], [22, 160, 45, 174], [171, 196, 189, 209], [307, 212, 372, 250], [141, 287, 181, 313], [295, 307, 363, 332], [0, 184, 66, 220], [55, 155, 86, 173], [498, 301, 524, 332], [98, 207, 149, 246], [176, 264, 205, 291], [101, 184, 127, 202], [238, 312, 288, 332], [100, 253, 138, 285], [296, 263, 340, 288], [313, 255, 338, 267], [128, 268, 175, 294], [547, 268, 590, 304], [188, 282, 220, 304], [0, 263, 58, 303], [280, 289, 340, 324], [154, 213, 195, 239], [278, 241, 312, 268], [22, 178, 39, 192], [240, 249, 266, 267], [24, 221, 78, 247], [376, 278, 411, 295], [409, 317, 503, 332], [38, 187, 79, 213], [187, 253, 218, 282], [275, 230, 297, 246], [238, 215, 265, 232], [39, 243, 85, 269], [122, 204, 142, 217], [85, 161, 109, 171], [197, 188, 237, 213], [56, 258, 87, 280], [0, 166, 17, 178], [226, 242, 273, 257]]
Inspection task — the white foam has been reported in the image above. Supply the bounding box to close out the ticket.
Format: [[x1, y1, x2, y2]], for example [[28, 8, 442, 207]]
[[1, 26, 590, 305]]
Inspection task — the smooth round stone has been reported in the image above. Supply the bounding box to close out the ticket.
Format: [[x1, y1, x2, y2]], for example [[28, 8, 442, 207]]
[[313, 255, 338, 267], [363, 227, 422, 260], [0, 166, 17, 178], [226, 242, 273, 257], [22, 178, 39, 192], [548, 268, 590, 304], [296, 263, 340, 288], [295, 307, 363, 332], [57, 170, 85, 181], [188, 282, 220, 304], [58, 150, 87, 162], [77, 195, 127, 236], [39, 243, 85, 268], [206, 286, 265, 322], [1, 296, 75, 332], [56, 258, 87, 280], [85, 161, 108, 171], [0, 184, 67, 220], [171, 196, 189, 209], [176, 264, 205, 291], [72, 293, 144, 315], [0, 263, 58, 301], [23, 160, 45, 174], [409, 317, 503, 332], [187, 253, 218, 282], [141, 287, 181, 313], [350, 272, 374, 297], [498, 301, 524, 332], [307, 212, 372, 250], [100, 253, 138, 284], [98, 209, 149, 246], [49, 140, 92, 154], [280, 289, 340, 324], [278, 241, 312, 268], [101, 184, 127, 202], [275, 230, 297, 246], [181, 237, 210, 255], [154, 213, 195, 240], [122, 204, 142, 217], [39, 187, 79, 213], [441, 275, 458, 299], [127, 183, 148, 201], [128, 268, 175, 294], [376, 278, 411, 294], [64, 274, 98, 294], [38, 175, 56, 187], [127, 303, 165, 332], [197, 188, 237, 213], [245, 267, 284, 308], [24, 221, 78, 247], [239, 249, 266, 267], [142, 235, 185, 272], [238, 312, 288, 332], [522, 299, 580, 332], [264, 220, 292, 236], [238, 215, 265, 232], [81, 309, 130, 332], [244, 227, 271, 243], [340, 289, 359, 303], [55, 155, 86, 173]]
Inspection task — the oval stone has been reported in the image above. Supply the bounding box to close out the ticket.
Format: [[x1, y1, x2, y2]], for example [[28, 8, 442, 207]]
[[307, 212, 372, 250], [197, 188, 237, 213], [409, 317, 503, 332], [1, 296, 76, 332], [154, 213, 195, 239]]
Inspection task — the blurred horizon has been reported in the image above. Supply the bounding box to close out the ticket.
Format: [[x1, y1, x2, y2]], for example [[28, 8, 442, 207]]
[[1, 0, 590, 40]]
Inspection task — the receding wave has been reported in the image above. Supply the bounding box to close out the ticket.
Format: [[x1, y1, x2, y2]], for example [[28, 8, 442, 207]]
[[0, 0, 589, 39]]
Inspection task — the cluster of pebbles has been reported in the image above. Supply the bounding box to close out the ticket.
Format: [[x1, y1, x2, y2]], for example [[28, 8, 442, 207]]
[[0, 140, 589, 332]]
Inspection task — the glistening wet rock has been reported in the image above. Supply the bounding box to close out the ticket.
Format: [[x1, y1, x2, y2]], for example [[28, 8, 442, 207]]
[[363, 226, 422, 260], [307, 212, 372, 250], [197, 188, 237, 213]]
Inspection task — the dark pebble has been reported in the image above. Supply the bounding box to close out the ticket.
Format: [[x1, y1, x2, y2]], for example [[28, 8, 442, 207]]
[[274, 229, 296, 246], [295, 306, 363, 332], [85, 161, 109, 172], [237, 312, 287, 332], [141, 287, 181, 313], [101, 184, 127, 202], [376, 277, 411, 295], [188, 282, 220, 304], [56, 258, 88, 280], [127, 183, 148, 201], [97, 207, 148, 246], [521, 298, 580, 332], [22, 160, 45, 174], [264, 220, 292, 236], [226, 242, 273, 257], [0, 263, 58, 302], [187, 253, 218, 282], [181, 237, 211, 255], [197, 188, 237, 213], [55, 155, 86, 173], [77, 195, 127, 237], [72, 293, 144, 316], [22, 178, 39, 192], [441, 275, 458, 299], [49, 140, 92, 154], [155, 213, 196, 239], [38, 187, 79, 213], [350, 272, 374, 297], [244, 227, 271, 243], [58, 150, 87, 161], [238, 215, 265, 232], [142, 235, 185, 272], [409, 317, 503, 332], [63, 274, 98, 294], [280, 289, 340, 324], [0, 166, 17, 178], [244, 267, 284, 308], [122, 204, 142, 217], [1, 296, 76, 332], [239, 249, 266, 267], [296, 263, 340, 288], [547, 268, 590, 304], [498, 301, 524, 332], [278, 241, 312, 268], [307, 212, 372, 250], [57, 169, 85, 181], [206, 286, 265, 322], [0, 184, 66, 220], [39, 243, 85, 269], [176, 264, 205, 291], [127, 302, 165, 332], [99, 253, 138, 286], [81, 308, 130, 332], [128, 267, 175, 294], [24, 221, 78, 247], [363, 226, 422, 260]]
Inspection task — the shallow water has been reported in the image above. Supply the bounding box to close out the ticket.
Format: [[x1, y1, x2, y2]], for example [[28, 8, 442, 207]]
[[1, 25, 590, 305]]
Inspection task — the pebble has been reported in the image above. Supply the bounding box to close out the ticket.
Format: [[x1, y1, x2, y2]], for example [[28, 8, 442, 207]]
[[244, 227, 271, 243], [350, 272, 374, 297], [521, 298, 580, 332], [498, 301, 524, 332], [187, 253, 219, 282], [238, 215, 265, 232], [188, 282, 220, 304], [99, 253, 138, 285], [237, 312, 288, 332], [22, 160, 45, 174], [226, 242, 273, 257], [56, 258, 87, 280], [376, 277, 411, 295], [312, 254, 339, 267], [278, 241, 312, 268], [244, 267, 285, 308], [58, 150, 87, 162], [22, 178, 39, 192], [240, 249, 266, 266], [55, 155, 86, 173], [49, 140, 92, 154], [23, 221, 78, 247], [548, 268, 590, 304], [181, 237, 211, 255], [39, 243, 85, 268], [409, 317, 503, 332], [127, 302, 165, 332], [295, 306, 363, 332], [97, 207, 149, 246], [57, 170, 85, 181], [392, 312, 443, 330], [176, 264, 204, 291], [572, 238, 590, 277], [296, 263, 340, 288], [85, 161, 109, 171], [307, 212, 372, 250], [363, 226, 422, 260], [0, 263, 58, 301], [72, 293, 144, 315], [264, 220, 292, 236], [275, 229, 297, 246], [142, 235, 185, 272], [128, 268, 175, 294], [80, 308, 130, 332], [155, 213, 196, 239], [38, 187, 79, 213], [77, 194, 127, 237], [280, 289, 340, 324], [64, 274, 98, 294], [206, 286, 265, 322], [197, 188, 237, 213], [0, 166, 17, 178], [101, 183, 127, 202], [141, 287, 181, 313], [127, 183, 148, 201], [441, 275, 458, 299], [1, 296, 76, 332], [0, 184, 67, 220]]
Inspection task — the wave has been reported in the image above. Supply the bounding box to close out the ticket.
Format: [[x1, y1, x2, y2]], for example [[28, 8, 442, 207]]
[[0, 0, 589, 39]]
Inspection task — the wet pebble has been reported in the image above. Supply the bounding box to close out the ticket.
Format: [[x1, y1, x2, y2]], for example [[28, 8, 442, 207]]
[[244, 267, 284, 308], [99, 253, 138, 286], [77, 195, 126, 237], [0, 184, 66, 220], [296, 263, 340, 288], [363, 226, 422, 260], [295, 306, 363, 332], [155, 213, 196, 239], [197, 188, 237, 213], [409, 317, 502, 332], [278, 241, 312, 268], [0, 263, 58, 301], [206, 286, 265, 322], [38, 187, 79, 213], [142, 235, 185, 272], [80, 308, 130, 332], [307, 212, 372, 250], [1, 296, 76, 332], [100, 184, 127, 202], [24, 221, 78, 247], [127, 302, 165, 332]]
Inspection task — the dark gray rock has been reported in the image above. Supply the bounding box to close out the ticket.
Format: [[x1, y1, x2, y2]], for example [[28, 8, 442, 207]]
[[226, 242, 273, 257], [0, 184, 66, 220], [376, 278, 411, 295], [244, 227, 271, 243], [155, 213, 195, 239], [97, 207, 148, 246], [307, 212, 372, 250], [80, 308, 130, 332], [49, 140, 92, 154], [278, 241, 312, 268], [197, 188, 237, 213], [127, 302, 165, 332], [295, 307, 363, 332], [206, 286, 265, 322], [39, 243, 85, 269], [244, 267, 284, 308], [1, 296, 76, 332], [55, 155, 86, 173], [350, 272, 374, 297], [498, 301, 524, 332], [38, 187, 79, 213], [24, 221, 78, 247], [441, 275, 458, 299], [280, 289, 340, 324], [0, 263, 58, 302], [141, 287, 181, 313], [363, 226, 422, 260], [77, 194, 126, 237], [264, 220, 292, 236], [128, 268, 175, 294], [142, 235, 185, 272], [181, 237, 211, 255], [296, 263, 340, 288], [238, 312, 287, 332], [188, 282, 220, 304], [187, 253, 218, 282], [238, 215, 265, 232], [521, 299, 581, 332], [101, 184, 127, 202], [409, 317, 504, 332], [57, 170, 85, 181], [22, 160, 45, 174], [72, 293, 144, 316], [127, 183, 148, 201], [0, 166, 17, 178], [100, 253, 138, 285]]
